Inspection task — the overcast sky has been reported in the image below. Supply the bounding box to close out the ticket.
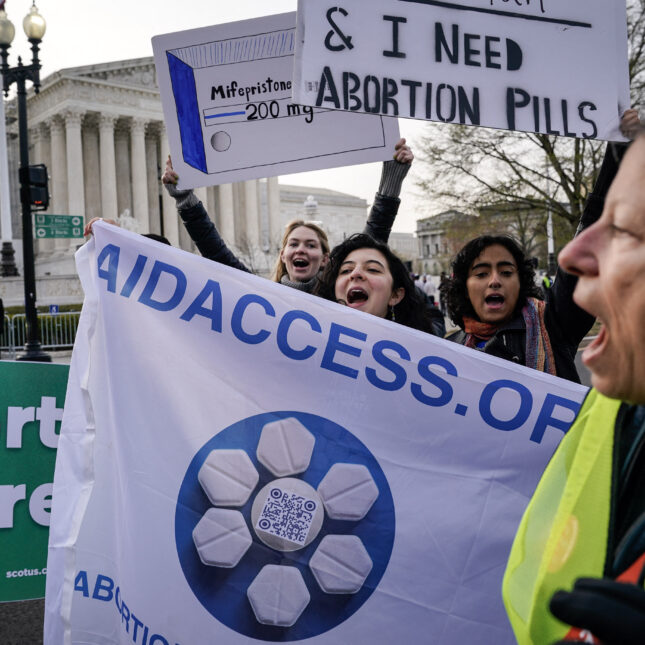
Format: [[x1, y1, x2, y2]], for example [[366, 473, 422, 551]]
[[3, 0, 431, 233]]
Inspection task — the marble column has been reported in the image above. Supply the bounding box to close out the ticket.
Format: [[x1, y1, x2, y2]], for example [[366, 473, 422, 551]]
[[63, 110, 85, 252], [130, 117, 149, 233], [145, 127, 161, 236], [98, 114, 118, 222], [49, 116, 67, 220], [82, 117, 101, 225], [267, 176, 281, 253], [243, 179, 260, 256], [51, 115, 68, 253], [64, 109, 85, 209], [218, 183, 235, 245], [115, 123, 132, 218], [159, 127, 180, 247]]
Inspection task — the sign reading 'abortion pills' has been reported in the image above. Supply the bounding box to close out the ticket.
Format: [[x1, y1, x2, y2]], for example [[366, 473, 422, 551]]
[[293, 0, 630, 141], [152, 13, 399, 189]]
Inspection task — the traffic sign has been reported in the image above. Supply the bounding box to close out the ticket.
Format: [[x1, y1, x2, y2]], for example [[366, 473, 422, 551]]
[[33, 214, 84, 239]]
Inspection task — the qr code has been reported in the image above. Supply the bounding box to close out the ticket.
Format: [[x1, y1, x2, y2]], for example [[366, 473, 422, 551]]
[[255, 486, 318, 546]]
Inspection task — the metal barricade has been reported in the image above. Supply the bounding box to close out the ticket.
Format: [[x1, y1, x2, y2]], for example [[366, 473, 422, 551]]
[[9, 311, 80, 351], [1, 314, 15, 359]]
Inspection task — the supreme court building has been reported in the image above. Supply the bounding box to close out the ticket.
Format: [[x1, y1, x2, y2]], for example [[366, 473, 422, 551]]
[[0, 57, 369, 303]]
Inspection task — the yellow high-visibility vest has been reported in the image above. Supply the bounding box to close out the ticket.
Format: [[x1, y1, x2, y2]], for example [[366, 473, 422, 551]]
[[502, 389, 622, 645]]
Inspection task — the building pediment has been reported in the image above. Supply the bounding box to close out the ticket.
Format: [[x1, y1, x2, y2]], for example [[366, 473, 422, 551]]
[[61, 57, 158, 90]]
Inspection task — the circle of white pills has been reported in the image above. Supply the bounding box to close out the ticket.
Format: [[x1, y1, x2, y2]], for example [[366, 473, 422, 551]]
[[191, 418, 383, 629]]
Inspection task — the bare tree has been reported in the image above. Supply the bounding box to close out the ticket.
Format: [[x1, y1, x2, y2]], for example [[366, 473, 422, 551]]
[[438, 205, 547, 260], [414, 0, 645, 241], [235, 233, 271, 277]]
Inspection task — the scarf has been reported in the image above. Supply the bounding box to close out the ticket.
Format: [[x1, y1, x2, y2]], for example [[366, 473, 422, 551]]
[[463, 298, 556, 375], [280, 274, 319, 293]]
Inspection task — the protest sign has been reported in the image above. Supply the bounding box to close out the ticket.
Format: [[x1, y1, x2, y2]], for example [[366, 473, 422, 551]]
[[293, 0, 630, 141], [45, 223, 587, 644], [0, 361, 67, 602], [152, 13, 399, 189]]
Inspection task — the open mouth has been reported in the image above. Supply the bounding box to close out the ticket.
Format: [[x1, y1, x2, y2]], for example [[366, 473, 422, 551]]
[[485, 293, 505, 309], [292, 258, 310, 269], [347, 288, 368, 304], [582, 323, 608, 366]]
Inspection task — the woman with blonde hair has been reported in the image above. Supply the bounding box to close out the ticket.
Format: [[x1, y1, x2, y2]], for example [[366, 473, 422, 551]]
[[270, 219, 330, 291]]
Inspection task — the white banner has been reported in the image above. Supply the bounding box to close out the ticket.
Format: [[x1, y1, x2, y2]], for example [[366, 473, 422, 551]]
[[45, 223, 587, 644], [152, 13, 400, 189], [293, 0, 630, 141]]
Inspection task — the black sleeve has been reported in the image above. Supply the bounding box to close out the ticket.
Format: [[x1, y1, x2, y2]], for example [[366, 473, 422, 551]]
[[362, 193, 400, 243], [428, 304, 446, 338], [546, 142, 629, 348], [179, 201, 251, 274], [550, 577, 645, 645]]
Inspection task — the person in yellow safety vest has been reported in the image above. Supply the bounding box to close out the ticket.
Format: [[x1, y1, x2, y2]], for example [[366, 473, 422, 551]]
[[502, 118, 645, 645]]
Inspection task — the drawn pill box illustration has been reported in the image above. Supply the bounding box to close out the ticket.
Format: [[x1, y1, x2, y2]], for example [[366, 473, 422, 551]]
[[165, 27, 387, 176]]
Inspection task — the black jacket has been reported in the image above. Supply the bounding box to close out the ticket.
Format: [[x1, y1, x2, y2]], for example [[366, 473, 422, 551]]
[[447, 143, 627, 383]]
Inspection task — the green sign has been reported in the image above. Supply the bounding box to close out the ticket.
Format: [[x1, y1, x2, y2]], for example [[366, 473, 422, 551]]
[[33, 214, 84, 239], [0, 361, 69, 602]]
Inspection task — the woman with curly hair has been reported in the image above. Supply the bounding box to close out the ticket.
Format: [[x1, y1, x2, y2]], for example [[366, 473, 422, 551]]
[[316, 233, 439, 334], [441, 233, 584, 378]]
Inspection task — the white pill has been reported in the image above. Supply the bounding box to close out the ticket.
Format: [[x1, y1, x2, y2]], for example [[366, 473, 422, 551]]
[[256, 418, 315, 478], [198, 449, 259, 507], [247, 565, 310, 627], [211, 130, 231, 152], [309, 534, 373, 594], [192, 508, 252, 568], [251, 477, 324, 552], [317, 463, 379, 521]]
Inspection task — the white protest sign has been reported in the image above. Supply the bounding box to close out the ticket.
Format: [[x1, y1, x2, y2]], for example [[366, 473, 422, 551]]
[[152, 13, 400, 189], [45, 223, 587, 644], [293, 0, 630, 141]]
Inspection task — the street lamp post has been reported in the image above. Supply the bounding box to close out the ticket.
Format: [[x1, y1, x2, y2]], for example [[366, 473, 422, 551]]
[[0, 1, 50, 361]]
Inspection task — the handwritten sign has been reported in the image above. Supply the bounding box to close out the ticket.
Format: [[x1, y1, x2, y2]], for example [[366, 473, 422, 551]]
[[293, 0, 630, 141], [152, 13, 399, 189]]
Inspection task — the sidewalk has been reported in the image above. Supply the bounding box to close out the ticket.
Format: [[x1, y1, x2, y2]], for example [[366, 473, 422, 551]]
[[49, 350, 73, 365]]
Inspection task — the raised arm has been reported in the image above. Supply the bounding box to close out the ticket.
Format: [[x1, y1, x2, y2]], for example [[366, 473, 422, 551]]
[[363, 138, 413, 243], [162, 157, 251, 273]]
